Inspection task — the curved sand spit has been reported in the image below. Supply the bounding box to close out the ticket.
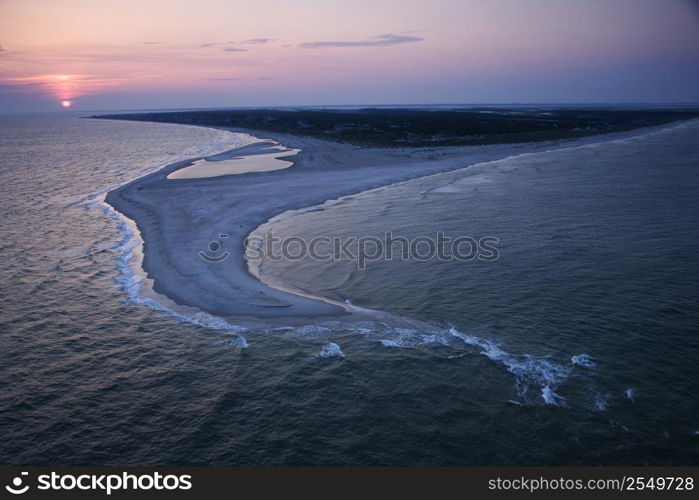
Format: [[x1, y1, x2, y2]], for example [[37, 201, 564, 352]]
[[106, 124, 687, 326]]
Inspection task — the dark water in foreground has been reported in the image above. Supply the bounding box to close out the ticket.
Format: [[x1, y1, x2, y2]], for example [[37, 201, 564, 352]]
[[1, 115, 698, 465]]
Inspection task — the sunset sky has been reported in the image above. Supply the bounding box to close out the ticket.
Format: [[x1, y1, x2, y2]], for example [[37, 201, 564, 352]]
[[1, 0, 698, 111]]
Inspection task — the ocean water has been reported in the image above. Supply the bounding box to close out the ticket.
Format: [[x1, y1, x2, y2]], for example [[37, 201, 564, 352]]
[[1, 115, 698, 465]]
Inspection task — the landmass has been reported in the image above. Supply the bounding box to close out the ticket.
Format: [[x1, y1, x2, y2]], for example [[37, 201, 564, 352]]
[[95, 108, 699, 325], [94, 107, 699, 147]]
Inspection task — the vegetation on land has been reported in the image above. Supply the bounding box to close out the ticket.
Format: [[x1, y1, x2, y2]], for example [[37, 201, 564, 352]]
[[94, 107, 699, 147]]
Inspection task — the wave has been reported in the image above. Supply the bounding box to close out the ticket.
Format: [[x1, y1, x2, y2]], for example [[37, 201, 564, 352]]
[[571, 354, 596, 368], [541, 386, 567, 406], [379, 339, 401, 348], [317, 342, 346, 359], [449, 326, 572, 405], [593, 393, 609, 411]]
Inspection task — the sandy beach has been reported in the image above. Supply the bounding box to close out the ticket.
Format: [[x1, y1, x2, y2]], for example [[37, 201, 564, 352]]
[[105, 123, 686, 326]]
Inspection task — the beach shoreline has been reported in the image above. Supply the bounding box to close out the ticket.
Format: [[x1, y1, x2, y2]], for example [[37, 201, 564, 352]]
[[103, 119, 697, 327]]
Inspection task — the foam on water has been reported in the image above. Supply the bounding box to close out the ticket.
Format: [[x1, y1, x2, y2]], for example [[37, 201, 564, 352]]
[[379, 339, 400, 348], [593, 393, 609, 411], [276, 298, 581, 405], [349, 326, 373, 335], [541, 386, 566, 406], [344, 299, 378, 315], [215, 336, 250, 348], [571, 354, 597, 368], [449, 326, 571, 404], [372, 327, 446, 348], [290, 325, 333, 337], [318, 342, 346, 359]]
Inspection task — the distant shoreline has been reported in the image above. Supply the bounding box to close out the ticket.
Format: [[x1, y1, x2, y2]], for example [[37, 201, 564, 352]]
[[93, 107, 699, 147], [101, 113, 698, 326]]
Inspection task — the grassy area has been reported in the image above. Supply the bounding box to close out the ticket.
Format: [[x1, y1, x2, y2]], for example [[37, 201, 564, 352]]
[[93, 107, 699, 147]]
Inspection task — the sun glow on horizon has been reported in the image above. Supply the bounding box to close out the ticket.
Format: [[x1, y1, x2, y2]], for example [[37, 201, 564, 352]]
[[61, 100, 72, 108], [0, 0, 698, 111]]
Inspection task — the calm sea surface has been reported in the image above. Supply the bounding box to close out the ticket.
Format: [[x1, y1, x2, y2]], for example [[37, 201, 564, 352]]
[[1, 115, 697, 465]]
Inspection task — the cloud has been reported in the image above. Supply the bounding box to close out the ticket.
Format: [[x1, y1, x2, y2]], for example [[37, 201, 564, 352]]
[[207, 76, 272, 82], [0, 82, 44, 93], [241, 38, 275, 44], [0, 45, 4, 52], [142, 41, 163, 45], [0, 74, 128, 98], [208, 76, 272, 81], [3, 44, 264, 69], [200, 42, 237, 48], [299, 33, 423, 49], [200, 42, 249, 51]]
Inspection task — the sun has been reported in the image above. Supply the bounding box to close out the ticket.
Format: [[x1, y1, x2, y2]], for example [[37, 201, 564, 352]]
[[61, 100, 72, 108]]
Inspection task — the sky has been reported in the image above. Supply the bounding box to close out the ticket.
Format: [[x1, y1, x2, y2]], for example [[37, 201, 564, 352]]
[[1, 0, 698, 111]]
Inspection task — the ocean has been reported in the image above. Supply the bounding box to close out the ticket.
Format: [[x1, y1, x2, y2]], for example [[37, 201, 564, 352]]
[[0, 114, 697, 465]]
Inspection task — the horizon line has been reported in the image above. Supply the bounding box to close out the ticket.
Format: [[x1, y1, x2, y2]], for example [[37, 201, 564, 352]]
[[4, 101, 699, 116]]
